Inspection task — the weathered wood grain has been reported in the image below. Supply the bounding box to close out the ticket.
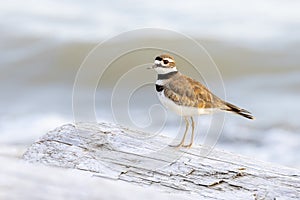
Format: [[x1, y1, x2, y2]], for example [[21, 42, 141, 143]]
[[0, 157, 190, 200], [22, 122, 300, 200]]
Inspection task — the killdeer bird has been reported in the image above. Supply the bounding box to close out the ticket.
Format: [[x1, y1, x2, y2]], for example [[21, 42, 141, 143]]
[[148, 54, 254, 148]]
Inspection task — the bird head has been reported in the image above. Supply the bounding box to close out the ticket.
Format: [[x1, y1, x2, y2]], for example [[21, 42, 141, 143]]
[[148, 54, 177, 74]]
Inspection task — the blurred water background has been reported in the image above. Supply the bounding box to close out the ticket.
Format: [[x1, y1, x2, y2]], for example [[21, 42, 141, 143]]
[[0, 0, 300, 168]]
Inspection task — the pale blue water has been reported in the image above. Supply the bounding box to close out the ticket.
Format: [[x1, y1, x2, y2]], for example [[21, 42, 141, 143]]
[[1, 0, 300, 45], [0, 0, 300, 168]]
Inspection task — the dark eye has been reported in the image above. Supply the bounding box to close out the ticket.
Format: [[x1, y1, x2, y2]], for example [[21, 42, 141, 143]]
[[155, 56, 162, 61], [163, 60, 169, 64]]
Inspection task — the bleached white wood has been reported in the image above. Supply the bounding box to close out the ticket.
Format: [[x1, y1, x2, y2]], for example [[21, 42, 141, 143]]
[[0, 157, 190, 200], [21, 122, 300, 200]]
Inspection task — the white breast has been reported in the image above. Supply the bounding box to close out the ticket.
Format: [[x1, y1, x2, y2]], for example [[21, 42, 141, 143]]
[[157, 90, 216, 116]]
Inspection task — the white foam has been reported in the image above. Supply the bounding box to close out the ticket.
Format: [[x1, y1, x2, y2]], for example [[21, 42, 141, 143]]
[[0, 0, 299, 47], [0, 114, 70, 144]]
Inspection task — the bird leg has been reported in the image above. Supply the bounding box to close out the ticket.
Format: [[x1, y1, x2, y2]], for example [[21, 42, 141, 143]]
[[169, 117, 189, 148], [183, 117, 195, 148]]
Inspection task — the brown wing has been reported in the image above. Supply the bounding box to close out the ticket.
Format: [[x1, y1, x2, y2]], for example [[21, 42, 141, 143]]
[[164, 74, 225, 109]]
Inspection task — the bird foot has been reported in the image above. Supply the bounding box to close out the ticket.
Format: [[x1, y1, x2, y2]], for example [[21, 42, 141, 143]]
[[182, 143, 193, 148], [168, 143, 184, 148], [169, 142, 193, 148]]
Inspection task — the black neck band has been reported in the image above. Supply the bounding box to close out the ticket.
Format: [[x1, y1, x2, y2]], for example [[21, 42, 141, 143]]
[[155, 84, 164, 92], [157, 71, 178, 80]]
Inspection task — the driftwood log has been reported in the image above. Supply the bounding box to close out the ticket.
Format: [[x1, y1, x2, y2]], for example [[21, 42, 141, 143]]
[[21, 122, 300, 200], [0, 156, 189, 200]]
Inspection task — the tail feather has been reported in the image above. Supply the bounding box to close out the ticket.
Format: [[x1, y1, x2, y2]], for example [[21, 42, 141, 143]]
[[223, 102, 254, 120]]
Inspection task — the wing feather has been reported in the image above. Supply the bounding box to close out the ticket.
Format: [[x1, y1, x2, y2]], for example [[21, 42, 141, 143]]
[[164, 75, 224, 109]]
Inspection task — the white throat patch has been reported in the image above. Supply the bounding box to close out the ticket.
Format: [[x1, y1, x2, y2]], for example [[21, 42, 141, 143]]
[[154, 66, 177, 74]]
